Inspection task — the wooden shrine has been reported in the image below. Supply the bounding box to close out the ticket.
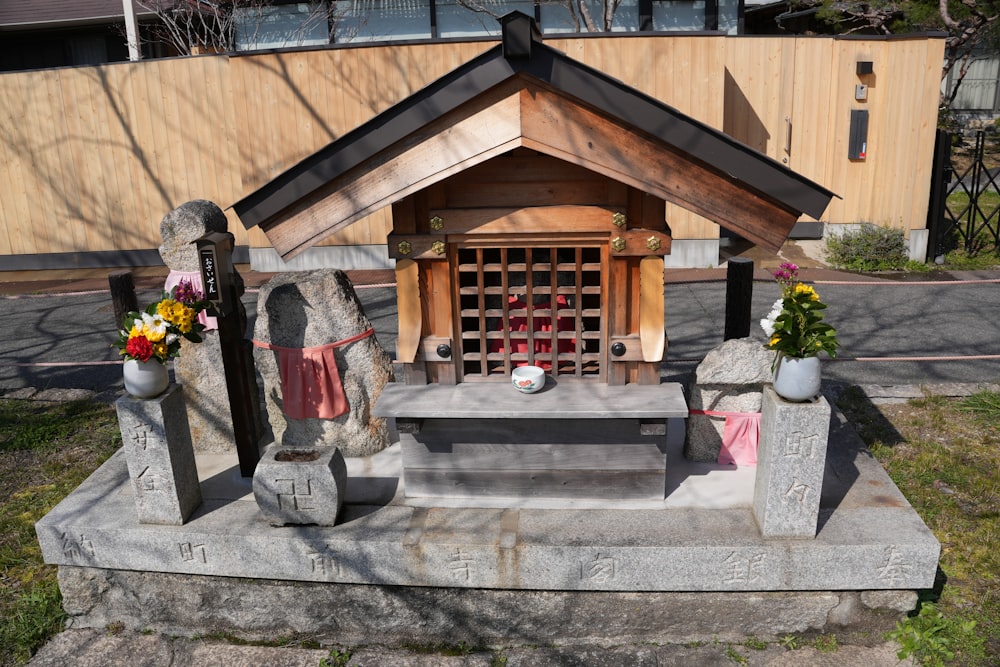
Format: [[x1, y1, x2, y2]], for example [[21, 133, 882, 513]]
[[232, 13, 834, 500]]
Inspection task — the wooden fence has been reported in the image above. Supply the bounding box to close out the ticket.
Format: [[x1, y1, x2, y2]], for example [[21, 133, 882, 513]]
[[0, 34, 945, 260]]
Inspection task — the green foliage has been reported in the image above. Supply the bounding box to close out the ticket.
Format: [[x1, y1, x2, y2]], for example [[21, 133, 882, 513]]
[[778, 634, 802, 650], [761, 263, 838, 360], [0, 399, 118, 453], [0, 399, 122, 666], [824, 224, 909, 272], [813, 634, 839, 653], [936, 241, 1000, 270], [905, 259, 933, 273], [319, 648, 352, 667], [958, 390, 1000, 423], [887, 603, 982, 666], [743, 636, 768, 651], [725, 645, 749, 665], [0, 578, 66, 665], [838, 390, 999, 665]]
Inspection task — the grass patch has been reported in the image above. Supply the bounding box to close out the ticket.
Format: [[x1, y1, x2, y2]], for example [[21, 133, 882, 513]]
[[837, 389, 1000, 666], [946, 190, 1000, 225], [0, 399, 122, 667], [319, 648, 352, 667]]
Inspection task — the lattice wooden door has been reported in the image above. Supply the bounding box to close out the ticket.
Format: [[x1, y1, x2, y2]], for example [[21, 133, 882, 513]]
[[453, 244, 608, 382]]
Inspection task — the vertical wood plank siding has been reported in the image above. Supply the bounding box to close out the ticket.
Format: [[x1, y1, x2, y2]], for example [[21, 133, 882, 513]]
[[0, 36, 944, 256]]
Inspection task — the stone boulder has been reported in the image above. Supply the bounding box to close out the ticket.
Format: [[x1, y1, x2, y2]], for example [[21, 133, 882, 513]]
[[253, 270, 393, 457], [683, 337, 774, 462], [158, 200, 228, 272]]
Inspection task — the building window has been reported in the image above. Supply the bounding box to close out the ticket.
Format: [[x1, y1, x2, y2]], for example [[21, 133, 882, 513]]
[[436, 0, 535, 38], [541, 0, 641, 33], [718, 0, 739, 33], [236, 3, 332, 51], [333, 0, 433, 42], [652, 1, 704, 31], [236, 0, 731, 50]]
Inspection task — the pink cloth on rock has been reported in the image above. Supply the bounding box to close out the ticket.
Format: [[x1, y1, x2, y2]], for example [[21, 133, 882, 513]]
[[689, 409, 761, 466], [252, 329, 375, 420], [165, 270, 218, 331]]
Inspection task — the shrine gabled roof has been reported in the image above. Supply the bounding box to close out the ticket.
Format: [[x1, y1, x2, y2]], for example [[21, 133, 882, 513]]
[[232, 12, 835, 259]]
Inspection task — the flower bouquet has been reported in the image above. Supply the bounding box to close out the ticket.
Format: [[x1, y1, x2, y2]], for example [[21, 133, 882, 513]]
[[113, 280, 208, 398], [113, 279, 209, 364], [760, 263, 838, 401]]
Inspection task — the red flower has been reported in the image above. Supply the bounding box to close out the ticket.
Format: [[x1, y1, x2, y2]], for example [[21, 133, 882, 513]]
[[125, 335, 154, 362]]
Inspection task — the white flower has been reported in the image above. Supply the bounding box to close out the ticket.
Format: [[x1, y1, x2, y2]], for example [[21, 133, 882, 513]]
[[141, 312, 168, 339], [166, 333, 179, 345], [760, 299, 783, 337]]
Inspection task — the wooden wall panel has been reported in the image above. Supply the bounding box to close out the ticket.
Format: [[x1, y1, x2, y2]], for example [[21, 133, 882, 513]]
[[0, 35, 944, 260]]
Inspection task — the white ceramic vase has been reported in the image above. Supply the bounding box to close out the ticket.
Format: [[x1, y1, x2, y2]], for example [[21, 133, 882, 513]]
[[122, 358, 169, 399], [772, 355, 821, 402]]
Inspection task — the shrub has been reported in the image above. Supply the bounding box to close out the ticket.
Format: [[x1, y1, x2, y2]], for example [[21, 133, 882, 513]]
[[824, 223, 908, 272]]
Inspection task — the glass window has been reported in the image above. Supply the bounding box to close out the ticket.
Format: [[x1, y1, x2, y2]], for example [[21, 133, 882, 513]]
[[718, 0, 739, 34], [540, 0, 640, 33], [236, 3, 331, 51], [333, 0, 432, 43], [651, 0, 705, 31], [437, 0, 534, 38]]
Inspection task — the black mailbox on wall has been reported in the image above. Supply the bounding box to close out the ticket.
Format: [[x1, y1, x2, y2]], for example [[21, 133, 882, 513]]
[[849, 109, 869, 160]]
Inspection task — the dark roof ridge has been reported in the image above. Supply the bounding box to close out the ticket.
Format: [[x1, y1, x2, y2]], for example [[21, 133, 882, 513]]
[[233, 11, 835, 232]]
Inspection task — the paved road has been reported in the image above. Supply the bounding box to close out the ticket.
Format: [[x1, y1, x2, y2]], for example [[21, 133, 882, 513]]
[[1, 272, 998, 395]]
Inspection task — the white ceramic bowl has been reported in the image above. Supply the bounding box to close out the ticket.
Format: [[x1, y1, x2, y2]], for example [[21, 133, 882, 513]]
[[511, 365, 545, 394]]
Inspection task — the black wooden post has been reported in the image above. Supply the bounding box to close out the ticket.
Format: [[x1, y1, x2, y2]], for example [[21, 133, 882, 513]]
[[215, 279, 264, 478], [925, 129, 951, 262], [108, 270, 138, 327], [196, 233, 263, 477], [723, 257, 754, 340]]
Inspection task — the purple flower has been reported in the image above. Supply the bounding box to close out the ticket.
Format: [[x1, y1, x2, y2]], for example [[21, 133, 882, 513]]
[[172, 279, 204, 305]]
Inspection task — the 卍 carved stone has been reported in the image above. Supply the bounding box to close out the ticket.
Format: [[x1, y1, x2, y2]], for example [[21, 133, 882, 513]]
[[252, 445, 347, 526]]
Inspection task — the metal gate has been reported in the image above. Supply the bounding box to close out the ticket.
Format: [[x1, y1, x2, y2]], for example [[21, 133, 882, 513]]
[[927, 129, 1000, 260]]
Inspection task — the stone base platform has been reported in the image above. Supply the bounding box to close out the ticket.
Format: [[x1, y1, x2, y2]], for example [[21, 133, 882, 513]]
[[37, 408, 939, 642]]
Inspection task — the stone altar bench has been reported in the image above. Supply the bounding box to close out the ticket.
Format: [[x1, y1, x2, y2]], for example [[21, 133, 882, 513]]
[[373, 382, 688, 501]]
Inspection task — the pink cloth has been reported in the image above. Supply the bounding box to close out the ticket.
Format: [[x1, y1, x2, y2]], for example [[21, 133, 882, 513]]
[[165, 270, 218, 331], [489, 295, 577, 370], [689, 409, 761, 466], [253, 329, 375, 420]]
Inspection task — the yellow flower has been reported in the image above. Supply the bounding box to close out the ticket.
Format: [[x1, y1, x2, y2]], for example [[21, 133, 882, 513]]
[[793, 284, 819, 301], [152, 342, 168, 359], [156, 299, 178, 321], [769, 334, 781, 347]]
